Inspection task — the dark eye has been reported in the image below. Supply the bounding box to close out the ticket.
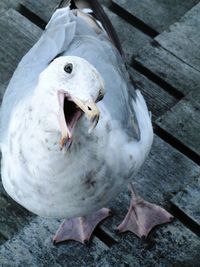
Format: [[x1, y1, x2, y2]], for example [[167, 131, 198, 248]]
[[64, 63, 73, 74], [96, 89, 104, 102]]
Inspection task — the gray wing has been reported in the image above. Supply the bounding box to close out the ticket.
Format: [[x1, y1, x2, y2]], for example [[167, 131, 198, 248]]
[[59, 0, 123, 56]]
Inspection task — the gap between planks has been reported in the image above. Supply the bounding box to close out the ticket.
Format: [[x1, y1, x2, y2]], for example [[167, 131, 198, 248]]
[[93, 226, 117, 247], [169, 202, 200, 237], [110, 0, 158, 38], [133, 59, 184, 100], [154, 124, 200, 166], [17, 4, 46, 29]]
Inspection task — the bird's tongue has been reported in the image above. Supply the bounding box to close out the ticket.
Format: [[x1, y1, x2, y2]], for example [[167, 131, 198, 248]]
[[63, 97, 83, 135]]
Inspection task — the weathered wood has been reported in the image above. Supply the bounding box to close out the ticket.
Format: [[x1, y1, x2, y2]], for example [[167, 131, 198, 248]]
[[189, 87, 200, 104], [0, 183, 33, 240], [156, 92, 200, 158], [1, 0, 21, 10], [2, 220, 199, 267], [99, 221, 200, 266], [112, 0, 200, 33], [20, 0, 60, 22], [134, 42, 200, 96], [129, 67, 177, 120], [172, 176, 200, 226], [0, 9, 42, 84], [0, 217, 109, 267], [156, 2, 200, 72], [103, 7, 151, 63]]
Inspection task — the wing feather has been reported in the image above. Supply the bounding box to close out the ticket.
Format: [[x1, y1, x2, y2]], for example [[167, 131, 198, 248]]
[[59, 0, 124, 56]]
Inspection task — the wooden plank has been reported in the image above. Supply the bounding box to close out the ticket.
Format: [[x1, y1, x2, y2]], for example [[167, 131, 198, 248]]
[[134, 42, 200, 96], [156, 2, 200, 72], [189, 87, 200, 104], [129, 67, 177, 120], [156, 92, 200, 158], [172, 176, 200, 226], [0, 9, 42, 84], [103, 7, 151, 63], [0, 217, 110, 267], [20, 0, 60, 22], [0, 183, 33, 240], [1, 0, 21, 10], [99, 221, 200, 266], [112, 0, 200, 33]]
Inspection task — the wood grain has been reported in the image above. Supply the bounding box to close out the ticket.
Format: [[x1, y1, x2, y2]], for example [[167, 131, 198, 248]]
[[112, 0, 200, 33], [156, 92, 200, 157], [135, 42, 200, 96], [0, 9, 42, 85], [156, 2, 200, 72]]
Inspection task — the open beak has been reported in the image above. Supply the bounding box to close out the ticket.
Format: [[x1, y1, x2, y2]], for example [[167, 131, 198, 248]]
[[58, 91, 100, 149], [71, 97, 100, 133]]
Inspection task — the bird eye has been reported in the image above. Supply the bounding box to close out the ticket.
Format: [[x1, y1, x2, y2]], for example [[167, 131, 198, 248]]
[[96, 89, 104, 102], [64, 63, 73, 74]]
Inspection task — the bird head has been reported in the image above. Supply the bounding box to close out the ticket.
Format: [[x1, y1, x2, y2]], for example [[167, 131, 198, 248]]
[[38, 56, 105, 149]]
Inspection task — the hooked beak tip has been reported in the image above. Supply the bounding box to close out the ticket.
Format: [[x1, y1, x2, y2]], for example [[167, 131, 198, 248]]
[[72, 97, 100, 133], [88, 113, 100, 133]]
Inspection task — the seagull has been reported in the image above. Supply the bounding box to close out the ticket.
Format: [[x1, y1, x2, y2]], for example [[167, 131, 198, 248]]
[[0, 0, 173, 245]]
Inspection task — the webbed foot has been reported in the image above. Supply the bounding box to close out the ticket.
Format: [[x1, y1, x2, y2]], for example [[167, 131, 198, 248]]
[[53, 208, 112, 245], [117, 184, 173, 238]]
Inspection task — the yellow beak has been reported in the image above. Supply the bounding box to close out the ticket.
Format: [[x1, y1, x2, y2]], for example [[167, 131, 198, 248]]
[[72, 97, 100, 133]]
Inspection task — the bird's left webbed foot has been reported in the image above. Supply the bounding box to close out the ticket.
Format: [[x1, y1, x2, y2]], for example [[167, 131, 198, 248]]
[[117, 184, 173, 239], [53, 208, 112, 245]]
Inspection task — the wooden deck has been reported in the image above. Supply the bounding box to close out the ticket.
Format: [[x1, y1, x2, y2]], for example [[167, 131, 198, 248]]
[[0, 0, 200, 266]]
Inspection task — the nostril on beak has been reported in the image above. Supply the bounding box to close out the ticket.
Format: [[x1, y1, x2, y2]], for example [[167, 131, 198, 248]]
[[87, 106, 92, 111]]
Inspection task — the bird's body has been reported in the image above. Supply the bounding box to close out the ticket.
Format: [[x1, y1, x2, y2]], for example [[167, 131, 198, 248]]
[[0, 1, 171, 243]]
